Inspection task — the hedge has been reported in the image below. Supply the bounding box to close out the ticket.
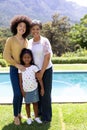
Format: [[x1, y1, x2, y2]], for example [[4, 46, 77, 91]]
[[0, 57, 87, 67], [0, 59, 8, 67], [52, 57, 87, 64]]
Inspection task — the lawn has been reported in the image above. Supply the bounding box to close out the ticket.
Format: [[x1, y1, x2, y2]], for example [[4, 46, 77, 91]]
[[0, 104, 87, 130], [53, 64, 87, 70], [1, 64, 87, 72], [0, 104, 60, 130]]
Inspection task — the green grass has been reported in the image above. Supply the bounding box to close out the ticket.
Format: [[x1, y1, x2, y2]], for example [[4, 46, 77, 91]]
[[0, 67, 9, 72], [53, 64, 87, 70], [0, 104, 60, 130], [61, 104, 87, 130], [1, 104, 87, 130], [1, 64, 87, 72]]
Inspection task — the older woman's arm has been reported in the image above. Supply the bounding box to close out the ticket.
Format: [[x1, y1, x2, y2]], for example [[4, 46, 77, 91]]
[[37, 53, 51, 80]]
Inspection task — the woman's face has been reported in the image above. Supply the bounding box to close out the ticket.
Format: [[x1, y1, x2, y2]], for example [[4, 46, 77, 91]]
[[16, 22, 26, 36], [31, 25, 40, 38]]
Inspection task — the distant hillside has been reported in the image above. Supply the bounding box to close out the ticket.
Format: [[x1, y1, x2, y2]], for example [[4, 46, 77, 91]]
[[0, 0, 87, 27]]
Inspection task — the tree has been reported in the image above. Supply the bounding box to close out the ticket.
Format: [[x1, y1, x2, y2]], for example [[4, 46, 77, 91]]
[[68, 14, 87, 50], [0, 27, 12, 54], [42, 13, 71, 56]]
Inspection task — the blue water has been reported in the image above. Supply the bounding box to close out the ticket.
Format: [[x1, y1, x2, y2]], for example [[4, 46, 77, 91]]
[[0, 72, 87, 103]]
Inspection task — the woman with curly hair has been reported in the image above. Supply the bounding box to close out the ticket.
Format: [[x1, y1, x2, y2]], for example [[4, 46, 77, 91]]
[[3, 15, 32, 125]]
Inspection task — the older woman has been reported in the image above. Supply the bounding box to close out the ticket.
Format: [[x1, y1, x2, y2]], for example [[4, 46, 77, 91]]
[[3, 15, 31, 125], [28, 19, 53, 123]]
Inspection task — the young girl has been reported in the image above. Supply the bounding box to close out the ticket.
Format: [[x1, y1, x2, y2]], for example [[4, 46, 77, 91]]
[[19, 48, 44, 125]]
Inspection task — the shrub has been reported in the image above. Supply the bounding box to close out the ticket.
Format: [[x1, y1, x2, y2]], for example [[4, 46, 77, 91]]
[[62, 48, 87, 57], [52, 57, 87, 64], [0, 59, 8, 67], [0, 53, 3, 59]]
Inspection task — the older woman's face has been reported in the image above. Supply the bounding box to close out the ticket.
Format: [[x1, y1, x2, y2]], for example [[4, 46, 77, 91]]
[[16, 22, 26, 36], [31, 25, 40, 38]]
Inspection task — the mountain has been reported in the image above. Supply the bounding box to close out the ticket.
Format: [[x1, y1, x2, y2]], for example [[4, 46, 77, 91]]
[[0, 0, 87, 27]]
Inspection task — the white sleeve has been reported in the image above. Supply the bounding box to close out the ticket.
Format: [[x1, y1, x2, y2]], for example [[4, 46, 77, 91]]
[[43, 38, 53, 56], [33, 65, 40, 73], [28, 39, 33, 50], [18, 69, 22, 73]]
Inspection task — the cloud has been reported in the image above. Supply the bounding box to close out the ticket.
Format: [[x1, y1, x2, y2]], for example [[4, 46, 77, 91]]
[[66, 0, 87, 7]]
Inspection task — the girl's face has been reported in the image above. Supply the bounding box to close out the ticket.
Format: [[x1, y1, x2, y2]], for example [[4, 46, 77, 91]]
[[17, 22, 26, 36], [22, 53, 31, 66], [31, 25, 40, 38]]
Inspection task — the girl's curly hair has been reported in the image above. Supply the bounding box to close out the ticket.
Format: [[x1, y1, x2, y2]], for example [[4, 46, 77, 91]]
[[10, 15, 32, 38]]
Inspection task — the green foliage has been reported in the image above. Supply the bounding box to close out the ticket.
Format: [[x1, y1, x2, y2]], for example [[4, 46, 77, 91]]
[[0, 53, 3, 59], [52, 57, 87, 64], [68, 14, 87, 50], [62, 48, 87, 57], [0, 27, 12, 53], [0, 59, 8, 67], [42, 13, 71, 56], [0, 27, 11, 37]]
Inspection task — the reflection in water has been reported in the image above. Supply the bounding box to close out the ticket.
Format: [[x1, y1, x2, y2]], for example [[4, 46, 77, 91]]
[[52, 81, 87, 102], [0, 76, 87, 103]]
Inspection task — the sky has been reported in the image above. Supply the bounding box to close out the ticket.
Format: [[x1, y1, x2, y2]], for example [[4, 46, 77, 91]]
[[66, 0, 87, 7]]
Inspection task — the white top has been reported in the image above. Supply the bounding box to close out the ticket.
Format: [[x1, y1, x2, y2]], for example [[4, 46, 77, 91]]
[[19, 65, 39, 92], [28, 36, 53, 70]]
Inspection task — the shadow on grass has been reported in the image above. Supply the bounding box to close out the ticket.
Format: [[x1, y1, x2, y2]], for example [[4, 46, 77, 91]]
[[2, 121, 51, 130]]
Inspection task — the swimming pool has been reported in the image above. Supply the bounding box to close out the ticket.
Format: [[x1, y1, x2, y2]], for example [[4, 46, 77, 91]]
[[0, 72, 87, 103]]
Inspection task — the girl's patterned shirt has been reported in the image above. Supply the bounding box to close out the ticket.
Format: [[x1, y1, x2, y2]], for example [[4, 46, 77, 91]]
[[19, 65, 39, 92]]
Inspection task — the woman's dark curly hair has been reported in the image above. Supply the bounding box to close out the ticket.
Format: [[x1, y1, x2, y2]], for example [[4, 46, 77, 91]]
[[20, 48, 35, 65], [10, 15, 32, 38]]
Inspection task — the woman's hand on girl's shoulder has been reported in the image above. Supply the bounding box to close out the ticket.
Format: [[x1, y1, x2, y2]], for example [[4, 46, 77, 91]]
[[16, 64, 26, 71]]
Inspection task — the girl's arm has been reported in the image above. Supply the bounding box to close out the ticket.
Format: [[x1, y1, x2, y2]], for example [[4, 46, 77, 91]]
[[19, 73, 25, 97]]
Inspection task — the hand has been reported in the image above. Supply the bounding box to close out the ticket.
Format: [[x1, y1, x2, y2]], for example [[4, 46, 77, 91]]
[[21, 89, 26, 97], [40, 88, 44, 96], [36, 70, 44, 80], [16, 64, 26, 71]]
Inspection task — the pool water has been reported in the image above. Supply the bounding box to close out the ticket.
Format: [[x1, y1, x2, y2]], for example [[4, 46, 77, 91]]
[[52, 72, 87, 102], [0, 72, 87, 103]]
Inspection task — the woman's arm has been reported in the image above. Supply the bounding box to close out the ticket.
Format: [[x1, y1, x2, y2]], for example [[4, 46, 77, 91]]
[[36, 53, 51, 80], [41, 53, 51, 74], [38, 38, 52, 79], [3, 38, 26, 71], [38, 79, 44, 96], [3, 38, 17, 66]]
